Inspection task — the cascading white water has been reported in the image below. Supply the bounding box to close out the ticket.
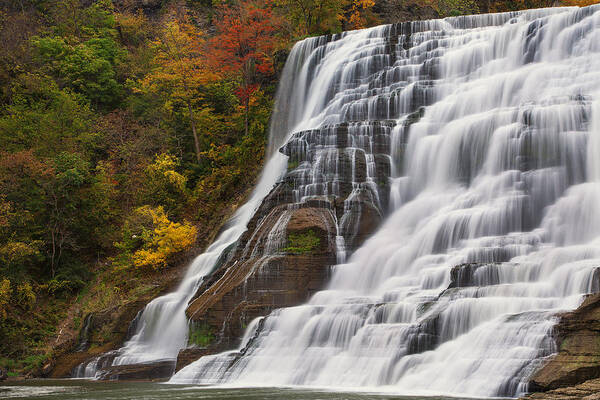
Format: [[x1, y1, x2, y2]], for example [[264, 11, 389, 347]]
[[72, 34, 331, 378], [170, 5, 600, 398]]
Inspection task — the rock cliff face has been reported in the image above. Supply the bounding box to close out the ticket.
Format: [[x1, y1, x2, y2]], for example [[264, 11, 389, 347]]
[[180, 122, 393, 367], [525, 379, 600, 400], [49, 301, 148, 378], [521, 292, 600, 399], [48, 255, 194, 379]]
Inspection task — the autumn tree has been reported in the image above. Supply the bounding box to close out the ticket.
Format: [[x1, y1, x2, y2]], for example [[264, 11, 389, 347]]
[[209, 0, 280, 135], [114, 205, 196, 270], [0, 150, 114, 281], [139, 18, 217, 162], [347, 0, 376, 29], [274, 0, 346, 35]]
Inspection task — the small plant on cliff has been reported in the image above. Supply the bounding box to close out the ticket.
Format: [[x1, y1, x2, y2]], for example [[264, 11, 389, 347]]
[[188, 323, 214, 347], [282, 230, 321, 254]]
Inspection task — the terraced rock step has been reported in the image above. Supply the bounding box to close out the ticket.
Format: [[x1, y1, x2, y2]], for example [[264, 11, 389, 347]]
[[522, 378, 600, 400], [95, 360, 175, 381], [527, 293, 600, 393]]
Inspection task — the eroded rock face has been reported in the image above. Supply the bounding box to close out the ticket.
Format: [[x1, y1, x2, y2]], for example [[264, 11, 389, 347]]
[[180, 121, 394, 368], [95, 360, 175, 381], [50, 300, 150, 378], [184, 205, 338, 352], [523, 378, 600, 400], [527, 293, 600, 393]]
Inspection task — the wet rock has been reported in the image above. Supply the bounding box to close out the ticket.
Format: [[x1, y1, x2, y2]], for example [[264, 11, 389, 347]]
[[185, 205, 338, 352], [96, 360, 175, 381], [181, 119, 396, 368], [527, 293, 600, 393], [50, 300, 154, 378], [523, 378, 600, 400], [175, 348, 213, 373], [448, 262, 501, 288]]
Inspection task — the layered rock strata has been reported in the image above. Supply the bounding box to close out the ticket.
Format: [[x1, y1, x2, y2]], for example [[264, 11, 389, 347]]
[[521, 292, 600, 399], [180, 121, 394, 367]]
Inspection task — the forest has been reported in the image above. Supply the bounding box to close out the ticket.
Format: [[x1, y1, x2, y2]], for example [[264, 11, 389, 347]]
[[0, 0, 593, 377]]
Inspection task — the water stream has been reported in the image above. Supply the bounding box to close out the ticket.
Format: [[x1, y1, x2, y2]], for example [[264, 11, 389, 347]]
[[169, 5, 600, 398]]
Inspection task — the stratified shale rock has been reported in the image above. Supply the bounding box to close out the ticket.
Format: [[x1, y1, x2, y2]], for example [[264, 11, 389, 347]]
[[50, 300, 149, 378], [185, 204, 339, 351], [180, 121, 394, 367], [527, 293, 600, 393], [96, 360, 175, 381], [524, 378, 600, 400]]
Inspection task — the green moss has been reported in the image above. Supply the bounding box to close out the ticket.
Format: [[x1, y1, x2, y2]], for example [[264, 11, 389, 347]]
[[287, 159, 299, 171], [282, 230, 321, 254], [188, 323, 215, 348]]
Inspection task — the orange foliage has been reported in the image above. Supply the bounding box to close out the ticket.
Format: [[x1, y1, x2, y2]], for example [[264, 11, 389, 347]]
[[140, 17, 217, 101], [139, 17, 218, 161], [208, 0, 281, 133], [347, 0, 375, 29], [560, 0, 599, 5]]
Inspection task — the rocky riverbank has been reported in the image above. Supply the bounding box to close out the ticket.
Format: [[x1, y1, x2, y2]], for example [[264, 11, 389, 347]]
[[521, 292, 600, 400]]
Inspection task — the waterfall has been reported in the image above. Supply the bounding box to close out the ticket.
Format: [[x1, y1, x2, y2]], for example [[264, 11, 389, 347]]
[[72, 35, 332, 379], [170, 5, 600, 398]]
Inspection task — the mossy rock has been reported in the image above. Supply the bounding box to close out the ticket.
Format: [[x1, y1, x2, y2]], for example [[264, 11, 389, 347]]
[[187, 322, 215, 348], [282, 230, 321, 254]]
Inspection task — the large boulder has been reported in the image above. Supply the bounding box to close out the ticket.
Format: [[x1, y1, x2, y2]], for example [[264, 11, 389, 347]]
[[184, 204, 338, 352]]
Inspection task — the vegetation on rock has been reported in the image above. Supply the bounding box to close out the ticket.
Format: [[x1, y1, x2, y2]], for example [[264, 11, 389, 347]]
[[188, 323, 215, 348], [282, 230, 321, 254]]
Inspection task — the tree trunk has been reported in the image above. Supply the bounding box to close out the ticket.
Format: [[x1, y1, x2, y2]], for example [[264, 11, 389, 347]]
[[187, 100, 202, 162], [245, 99, 249, 136]]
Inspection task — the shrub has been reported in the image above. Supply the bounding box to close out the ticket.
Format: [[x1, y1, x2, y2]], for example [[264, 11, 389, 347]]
[[282, 230, 321, 254], [188, 323, 214, 347], [129, 206, 197, 270]]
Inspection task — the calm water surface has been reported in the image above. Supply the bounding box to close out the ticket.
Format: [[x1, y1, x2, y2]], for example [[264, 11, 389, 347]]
[[0, 380, 496, 400]]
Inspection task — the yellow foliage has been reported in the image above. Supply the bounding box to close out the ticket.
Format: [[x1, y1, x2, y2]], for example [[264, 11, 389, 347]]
[[347, 0, 376, 29], [132, 206, 197, 269], [0, 241, 40, 265], [16, 282, 36, 310], [139, 18, 218, 102], [0, 278, 11, 319], [561, 0, 599, 5], [145, 153, 187, 192], [115, 11, 151, 46]]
